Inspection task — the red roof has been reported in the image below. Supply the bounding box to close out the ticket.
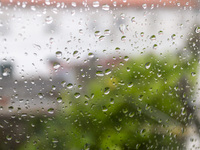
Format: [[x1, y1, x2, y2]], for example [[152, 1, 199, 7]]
[[1, 0, 198, 8]]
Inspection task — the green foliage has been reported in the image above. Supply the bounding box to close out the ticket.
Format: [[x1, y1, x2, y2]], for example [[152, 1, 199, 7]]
[[23, 54, 198, 150]]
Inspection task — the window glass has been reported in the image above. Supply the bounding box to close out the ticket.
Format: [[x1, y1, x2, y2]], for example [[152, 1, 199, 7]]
[[0, 0, 199, 149]]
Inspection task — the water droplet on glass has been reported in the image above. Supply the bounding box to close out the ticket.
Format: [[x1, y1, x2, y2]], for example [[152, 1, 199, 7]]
[[119, 24, 126, 34], [128, 82, 133, 88], [99, 35, 105, 41], [45, 16, 53, 24], [53, 62, 60, 69], [157, 72, 162, 77], [115, 125, 122, 131], [153, 44, 158, 50], [71, 2, 76, 7], [93, 1, 100, 7], [57, 97, 62, 103], [88, 52, 94, 58], [38, 93, 43, 99], [48, 108, 54, 114], [67, 83, 73, 89], [115, 47, 120, 51], [120, 13, 125, 19], [195, 27, 200, 33], [145, 62, 151, 69], [74, 92, 81, 98], [142, 3, 147, 9], [104, 29, 110, 35], [150, 35, 156, 41], [6, 135, 12, 141], [105, 69, 111, 75], [124, 56, 129, 61], [131, 17, 135, 23], [96, 71, 104, 77], [94, 31, 100, 37], [73, 50, 78, 57], [171, 34, 176, 40], [8, 106, 14, 112], [121, 36, 126, 41], [104, 87, 110, 95], [140, 32, 144, 37], [158, 30, 163, 35], [138, 95, 143, 101], [102, 4, 110, 11], [191, 72, 196, 76], [102, 106, 108, 112], [55, 51, 62, 58]]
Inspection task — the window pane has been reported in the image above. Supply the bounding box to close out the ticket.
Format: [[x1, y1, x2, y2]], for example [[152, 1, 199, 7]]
[[0, 0, 199, 149]]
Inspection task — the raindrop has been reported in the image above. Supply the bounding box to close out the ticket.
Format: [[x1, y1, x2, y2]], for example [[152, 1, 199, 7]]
[[74, 92, 81, 98], [99, 35, 105, 41], [121, 36, 126, 41], [6, 135, 12, 141], [145, 62, 151, 69], [150, 35, 156, 41], [171, 34, 176, 40], [102, 106, 108, 112], [124, 56, 129, 61], [131, 17, 135, 23], [140, 32, 144, 37], [67, 83, 73, 89], [96, 71, 104, 76], [48, 108, 54, 114], [110, 98, 114, 104], [157, 72, 162, 77], [8, 106, 14, 112], [115, 125, 122, 131], [93, 1, 99, 7], [94, 31, 100, 37], [102, 4, 110, 11], [138, 95, 143, 101], [105, 69, 111, 75], [104, 29, 110, 35], [71, 2, 76, 7], [153, 44, 158, 50], [55, 51, 62, 58], [104, 87, 110, 95], [191, 72, 196, 76], [142, 3, 147, 9], [128, 82, 133, 88], [38, 93, 43, 99], [45, 16, 53, 24], [73, 51, 78, 57], [57, 97, 62, 103], [195, 27, 200, 33], [115, 47, 120, 51], [158, 30, 163, 35], [88, 52, 94, 58], [53, 62, 60, 69], [119, 24, 126, 34]]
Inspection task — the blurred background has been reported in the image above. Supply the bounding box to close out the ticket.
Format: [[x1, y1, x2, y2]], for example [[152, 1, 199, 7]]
[[0, 0, 199, 149]]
